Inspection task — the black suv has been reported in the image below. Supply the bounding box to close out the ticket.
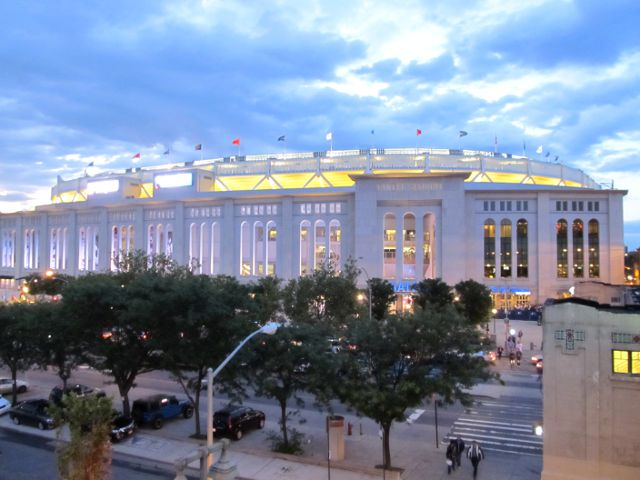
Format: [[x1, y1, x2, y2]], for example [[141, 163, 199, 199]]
[[213, 405, 265, 440], [49, 384, 106, 406], [131, 394, 193, 429]]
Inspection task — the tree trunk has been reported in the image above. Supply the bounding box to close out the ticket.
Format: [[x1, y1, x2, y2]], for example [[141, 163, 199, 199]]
[[10, 367, 18, 406], [382, 422, 392, 469], [280, 400, 288, 447], [193, 386, 201, 437]]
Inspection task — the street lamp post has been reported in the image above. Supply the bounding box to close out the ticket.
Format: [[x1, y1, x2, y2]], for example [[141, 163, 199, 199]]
[[206, 322, 280, 469]]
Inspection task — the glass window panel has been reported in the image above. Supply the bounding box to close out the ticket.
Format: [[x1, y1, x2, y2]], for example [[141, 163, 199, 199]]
[[613, 350, 629, 373]]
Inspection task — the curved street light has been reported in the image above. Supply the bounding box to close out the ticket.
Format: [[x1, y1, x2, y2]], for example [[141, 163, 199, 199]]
[[206, 321, 281, 469]]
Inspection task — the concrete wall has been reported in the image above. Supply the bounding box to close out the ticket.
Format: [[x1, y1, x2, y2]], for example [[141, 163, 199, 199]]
[[542, 301, 640, 480]]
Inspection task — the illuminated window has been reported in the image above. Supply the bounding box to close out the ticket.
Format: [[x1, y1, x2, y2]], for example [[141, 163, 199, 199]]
[[403, 213, 416, 279], [588, 219, 599, 278], [612, 350, 640, 374], [266, 221, 277, 276], [516, 219, 528, 278], [3, 230, 16, 268], [572, 220, 584, 278], [314, 220, 326, 269], [383, 214, 396, 279], [300, 220, 311, 275], [199, 222, 209, 274], [240, 221, 251, 276], [483, 220, 496, 278], [500, 219, 512, 278], [211, 223, 220, 274], [556, 219, 568, 278], [188, 223, 198, 270], [329, 220, 341, 270], [253, 222, 265, 276], [422, 215, 433, 279]]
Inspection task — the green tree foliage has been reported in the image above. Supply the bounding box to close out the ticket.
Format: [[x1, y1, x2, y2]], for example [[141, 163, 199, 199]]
[[367, 277, 396, 321], [411, 278, 454, 310], [22, 272, 74, 297], [50, 393, 114, 480], [31, 301, 84, 390], [159, 273, 253, 437], [454, 279, 493, 326], [335, 280, 496, 470], [0, 303, 40, 405]]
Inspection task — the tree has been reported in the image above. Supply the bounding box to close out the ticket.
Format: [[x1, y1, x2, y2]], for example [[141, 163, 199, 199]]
[[160, 273, 253, 437], [50, 393, 114, 480], [368, 277, 396, 321], [31, 301, 83, 391], [0, 303, 40, 405], [411, 278, 453, 310], [335, 282, 496, 470], [454, 279, 493, 326]]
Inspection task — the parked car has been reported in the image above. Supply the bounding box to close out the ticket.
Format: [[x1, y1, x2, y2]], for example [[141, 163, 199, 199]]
[[9, 399, 57, 430], [110, 413, 136, 442], [49, 384, 106, 406], [0, 394, 10, 416], [131, 394, 193, 429], [0, 378, 29, 394], [213, 405, 265, 440], [536, 359, 543, 373]]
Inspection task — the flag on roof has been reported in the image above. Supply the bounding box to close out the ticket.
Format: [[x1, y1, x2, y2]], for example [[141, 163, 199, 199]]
[[325, 132, 333, 141], [554, 155, 559, 162], [459, 130, 468, 137], [195, 144, 202, 151], [536, 145, 543, 154], [232, 138, 240, 145], [371, 129, 375, 135], [87, 161, 95, 167], [416, 129, 422, 136], [545, 151, 550, 158], [163, 149, 170, 155], [277, 135, 285, 142], [132, 153, 141, 159]]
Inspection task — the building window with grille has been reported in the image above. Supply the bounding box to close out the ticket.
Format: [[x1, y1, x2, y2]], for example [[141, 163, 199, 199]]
[[556, 219, 568, 278], [612, 350, 640, 375], [500, 219, 512, 278], [516, 219, 528, 278], [588, 219, 599, 278], [483, 219, 496, 278], [383, 214, 396, 279], [573, 220, 584, 278]]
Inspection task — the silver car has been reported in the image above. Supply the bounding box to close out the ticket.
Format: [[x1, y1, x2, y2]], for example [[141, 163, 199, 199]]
[[0, 378, 29, 394]]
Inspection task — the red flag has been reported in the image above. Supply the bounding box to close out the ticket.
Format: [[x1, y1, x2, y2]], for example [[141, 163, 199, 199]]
[[416, 129, 422, 136], [132, 153, 141, 159], [232, 138, 240, 146]]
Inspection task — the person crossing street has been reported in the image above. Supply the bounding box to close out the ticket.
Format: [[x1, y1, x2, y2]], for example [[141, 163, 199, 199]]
[[466, 440, 485, 478]]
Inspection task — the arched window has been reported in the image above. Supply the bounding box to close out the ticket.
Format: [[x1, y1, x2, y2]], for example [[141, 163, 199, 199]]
[[211, 223, 220, 274], [516, 219, 528, 278], [253, 221, 265, 276], [383, 214, 396, 279], [199, 222, 210, 274], [422, 215, 433, 279], [500, 219, 512, 278], [78, 228, 86, 271], [189, 223, 198, 270], [148, 225, 156, 257], [572, 220, 584, 278], [128, 225, 135, 254], [556, 219, 568, 278], [314, 220, 326, 269], [300, 221, 311, 275], [121, 225, 128, 257], [91, 228, 99, 271], [403, 213, 416, 279], [164, 225, 172, 258], [267, 221, 277, 276], [588, 219, 599, 278], [157, 224, 165, 255], [329, 220, 341, 270], [50, 228, 58, 270], [61, 228, 67, 270], [483, 220, 496, 278], [240, 221, 250, 276]]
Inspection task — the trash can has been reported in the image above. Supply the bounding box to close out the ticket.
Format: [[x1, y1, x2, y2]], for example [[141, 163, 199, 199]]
[[326, 415, 345, 460]]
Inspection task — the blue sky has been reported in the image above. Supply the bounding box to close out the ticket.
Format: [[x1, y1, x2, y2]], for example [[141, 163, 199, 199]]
[[1, 0, 639, 248]]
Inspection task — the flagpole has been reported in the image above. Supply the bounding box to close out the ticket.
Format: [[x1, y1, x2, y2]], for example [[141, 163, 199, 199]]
[[201, 145, 203, 161]]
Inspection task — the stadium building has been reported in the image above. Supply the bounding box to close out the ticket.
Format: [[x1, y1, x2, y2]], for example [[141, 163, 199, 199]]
[[0, 148, 626, 306]]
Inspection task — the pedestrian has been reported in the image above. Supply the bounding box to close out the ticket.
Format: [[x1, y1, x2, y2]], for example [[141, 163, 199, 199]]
[[467, 440, 485, 478], [446, 439, 458, 474], [497, 346, 503, 360], [454, 436, 465, 467], [516, 349, 522, 366]]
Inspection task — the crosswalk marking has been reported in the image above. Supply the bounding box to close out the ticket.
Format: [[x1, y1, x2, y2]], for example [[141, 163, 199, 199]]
[[406, 408, 425, 424], [444, 396, 543, 456]]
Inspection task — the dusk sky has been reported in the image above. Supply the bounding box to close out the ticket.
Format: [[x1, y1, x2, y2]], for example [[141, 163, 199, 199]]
[[1, 0, 639, 248]]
